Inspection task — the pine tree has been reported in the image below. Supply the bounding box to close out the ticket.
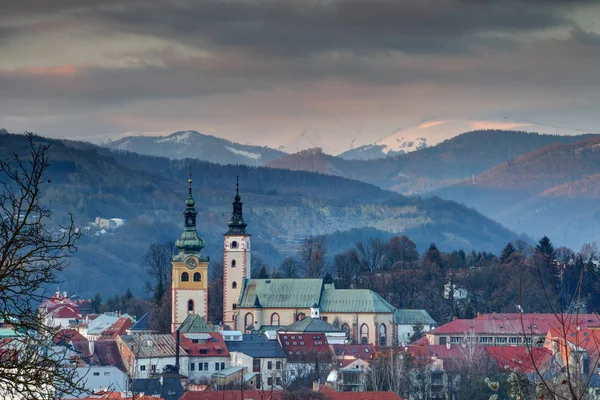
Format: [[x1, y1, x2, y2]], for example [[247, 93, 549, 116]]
[[90, 292, 102, 313], [500, 242, 516, 263]]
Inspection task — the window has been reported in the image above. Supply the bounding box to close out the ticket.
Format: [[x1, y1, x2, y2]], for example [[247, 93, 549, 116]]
[[271, 313, 280, 326], [524, 337, 533, 345], [232, 303, 237, 310], [296, 312, 306, 321], [204, 363, 208, 371], [181, 272, 189, 282], [439, 337, 447, 345], [245, 313, 254, 330], [276, 377, 282, 386], [199, 363, 203, 371], [267, 377, 273, 386], [104, 372, 110, 376], [495, 337, 507, 344], [192, 339, 199, 344], [140, 365, 146, 371], [231, 241, 238, 249], [232, 281, 237, 289], [232, 260, 237, 267], [93, 372, 100, 376], [341, 323, 350, 334], [450, 337, 462, 344], [215, 363, 220, 371], [379, 324, 387, 347], [200, 349, 208, 354], [509, 337, 521, 344], [276, 361, 281, 370], [479, 337, 492, 344], [151, 365, 156, 372], [221, 362, 225, 370], [190, 363, 195, 371], [253, 359, 261, 372], [188, 299, 194, 313], [193, 272, 201, 282], [267, 361, 273, 370], [360, 324, 369, 344]]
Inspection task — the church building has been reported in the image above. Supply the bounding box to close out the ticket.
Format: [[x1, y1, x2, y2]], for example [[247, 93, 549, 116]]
[[171, 177, 429, 346]]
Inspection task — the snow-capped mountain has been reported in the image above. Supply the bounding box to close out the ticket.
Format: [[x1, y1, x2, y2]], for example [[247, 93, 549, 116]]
[[103, 130, 286, 166], [337, 119, 590, 160]]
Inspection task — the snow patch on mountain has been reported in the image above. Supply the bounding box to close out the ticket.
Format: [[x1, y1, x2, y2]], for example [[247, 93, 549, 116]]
[[156, 131, 195, 144], [224, 146, 262, 160]]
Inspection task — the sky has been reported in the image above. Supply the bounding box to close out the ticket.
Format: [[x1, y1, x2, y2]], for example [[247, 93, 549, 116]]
[[1, 0, 600, 153]]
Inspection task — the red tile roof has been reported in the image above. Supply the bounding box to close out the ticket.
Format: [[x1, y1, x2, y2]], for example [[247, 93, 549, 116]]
[[331, 344, 378, 361], [485, 346, 553, 374], [180, 391, 282, 400], [176, 332, 230, 358], [278, 332, 332, 363], [320, 387, 403, 400], [99, 317, 133, 340], [54, 329, 86, 344], [39, 293, 80, 312], [72, 340, 127, 373], [51, 305, 82, 319]]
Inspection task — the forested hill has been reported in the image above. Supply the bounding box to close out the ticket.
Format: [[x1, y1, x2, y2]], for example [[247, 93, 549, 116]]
[[1, 132, 521, 297]]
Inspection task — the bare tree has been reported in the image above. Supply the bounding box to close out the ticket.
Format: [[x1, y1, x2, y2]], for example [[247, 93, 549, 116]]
[[0, 133, 84, 398], [354, 238, 387, 273], [279, 257, 300, 279], [299, 236, 326, 278], [142, 241, 174, 333]]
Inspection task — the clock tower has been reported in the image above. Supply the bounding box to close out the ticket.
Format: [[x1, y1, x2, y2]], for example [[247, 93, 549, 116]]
[[171, 176, 209, 333], [223, 176, 251, 329]]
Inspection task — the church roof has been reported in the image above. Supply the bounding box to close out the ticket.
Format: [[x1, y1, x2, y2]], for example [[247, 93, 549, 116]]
[[279, 316, 344, 333], [393, 309, 437, 326], [238, 279, 323, 308], [178, 314, 213, 333], [319, 289, 395, 313]]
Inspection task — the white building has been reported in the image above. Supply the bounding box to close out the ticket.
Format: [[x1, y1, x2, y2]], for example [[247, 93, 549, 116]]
[[117, 334, 189, 380], [393, 309, 437, 344]]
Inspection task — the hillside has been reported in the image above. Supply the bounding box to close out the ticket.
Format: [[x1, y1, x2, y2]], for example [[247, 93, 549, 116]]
[[267, 130, 600, 194], [432, 137, 600, 248], [0, 132, 522, 298], [103, 130, 286, 166]]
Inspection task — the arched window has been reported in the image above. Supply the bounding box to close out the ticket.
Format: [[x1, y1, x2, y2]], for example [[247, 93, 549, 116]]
[[296, 312, 306, 321], [232, 281, 237, 289], [181, 272, 189, 282], [360, 324, 369, 345], [341, 323, 350, 334], [188, 299, 194, 313], [193, 272, 201, 282], [231, 260, 236, 268], [271, 313, 280, 326], [245, 313, 254, 330], [379, 324, 387, 347], [231, 241, 238, 249]]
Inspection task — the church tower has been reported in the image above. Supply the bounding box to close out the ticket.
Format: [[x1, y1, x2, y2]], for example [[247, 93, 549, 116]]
[[171, 176, 209, 333], [223, 176, 251, 329]]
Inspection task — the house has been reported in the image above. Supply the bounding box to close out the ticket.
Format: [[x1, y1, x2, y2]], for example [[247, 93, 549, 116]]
[[278, 306, 346, 345], [177, 316, 231, 384], [330, 344, 378, 392], [71, 340, 129, 396], [277, 331, 333, 384], [226, 332, 287, 390], [38, 291, 83, 328], [98, 317, 133, 340], [393, 309, 436, 344], [117, 334, 189, 380], [485, 346, 556, 380], [86, 313, 124, 340]]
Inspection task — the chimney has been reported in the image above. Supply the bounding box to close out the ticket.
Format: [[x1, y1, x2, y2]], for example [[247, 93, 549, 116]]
[[452, 316, 457, 321], [311, 303, 320, 319], [446, 342, 451, 350], [477, 312, 481, 318]]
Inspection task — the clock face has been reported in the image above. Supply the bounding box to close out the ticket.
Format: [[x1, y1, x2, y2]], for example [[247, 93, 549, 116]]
[[185, 258, 197, 269]]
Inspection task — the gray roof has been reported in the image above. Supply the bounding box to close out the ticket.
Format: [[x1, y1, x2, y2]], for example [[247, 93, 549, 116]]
[[238, 279, 323, 308], [319, 289, 395, 313], [279, 316, 344, 333], [393, 309, 437, 325], [130, 312, 152, 332], [178, 314, 213, 333], [226, 334, 286, 358], [120, 334, 185, 358]]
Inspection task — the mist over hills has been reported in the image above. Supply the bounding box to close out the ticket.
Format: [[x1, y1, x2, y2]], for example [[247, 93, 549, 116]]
[[1, 132, 521, 298]]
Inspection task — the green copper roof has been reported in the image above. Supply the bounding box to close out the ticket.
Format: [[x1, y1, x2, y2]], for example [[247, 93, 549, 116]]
[[173, 177, 208, 262], [393, 309, 437, 326], [178, 314, 213, 333], [279, 316, 343, 333], [238, 279, 323, 308], [319, 289, 396, 313]]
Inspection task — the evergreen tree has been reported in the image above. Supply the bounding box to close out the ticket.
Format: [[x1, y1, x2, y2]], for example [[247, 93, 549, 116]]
[[90, 292, 102, 313], [409, 322, 425, 343], [500, 242, 516, 263]]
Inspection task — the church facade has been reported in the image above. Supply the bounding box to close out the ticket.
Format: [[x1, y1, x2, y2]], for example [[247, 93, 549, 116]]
[[172, 177, 406, 346]]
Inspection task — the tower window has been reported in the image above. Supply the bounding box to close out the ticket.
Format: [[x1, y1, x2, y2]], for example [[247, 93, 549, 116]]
[[232, 281, 237, 289], [188, 299, 194, 312], [193, 272, 201, 282], [232, 303, 237, 310], [231, 260, 236, 268], [231, 241, 238, 249], [181, 272, 189, 282]]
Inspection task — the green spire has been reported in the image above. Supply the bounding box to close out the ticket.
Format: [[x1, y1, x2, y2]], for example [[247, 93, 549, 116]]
[[226, 175, 248, 235], [173, 174, 208, 262]]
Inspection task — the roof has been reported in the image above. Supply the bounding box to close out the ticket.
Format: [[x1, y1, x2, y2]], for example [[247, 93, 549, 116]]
[[320, 386, 403, 400], [177, 331, 229, 358], [100, 317, 133, 340], [277, 332, 332, 363], [319, 289, 395, 313], [238, 279, 324, 308], [129, 312, 152, 332], [178, 314, 213, 333], [250, 325, 282, 334], [180, 391, 281, 400], [73, 391, 163, 400], [87, 314, 121, 335], [279, 317, 344, 334], [120, 334, 185, 358], [39, 292, 79, 312], [430, 318, 558, 336], [485, 346, 553, 374], [72, 340, 127, 373], [51, 305, 82, 319], [226, 334, 287, 358], [331, 344, 378, 361], [54, 329, 86, 344], [212, 366, 244, 378], [393, 309, 436, 326]]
